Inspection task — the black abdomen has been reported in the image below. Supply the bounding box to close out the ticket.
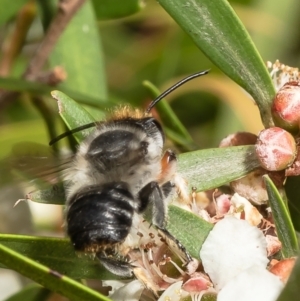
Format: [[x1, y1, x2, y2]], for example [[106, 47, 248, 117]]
[[67, 182, 134, 251]]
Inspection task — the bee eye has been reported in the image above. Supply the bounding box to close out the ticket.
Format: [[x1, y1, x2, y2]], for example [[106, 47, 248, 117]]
[[137, 117, 164, 142], [150, 118, 165, 143], [151, 119, 164, 139]]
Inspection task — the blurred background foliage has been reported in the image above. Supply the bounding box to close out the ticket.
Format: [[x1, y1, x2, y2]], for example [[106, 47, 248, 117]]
[[0, 0, 300, 299], [2, 0, 300, 161]]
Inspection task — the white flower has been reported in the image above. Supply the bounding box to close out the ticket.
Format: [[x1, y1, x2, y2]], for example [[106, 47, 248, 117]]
[[218, 265, 284, 301], [103, 280, 144, 301], [200, 216, 269, 290]]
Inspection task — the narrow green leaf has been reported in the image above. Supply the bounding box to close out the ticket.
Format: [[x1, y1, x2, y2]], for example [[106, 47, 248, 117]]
[[284, 176, 300, 232], [143, 80, 196, 151], [0, 76, 52, 94], [276, 256, 300, 301], [4, 285, 50, 301], [0, 0, 28, 25], [0, 234, 116, 280], [92, 0, 143, 19], [158, 0, 276, 127], [263, 175, 298, 258], [0, 242, 112, 301], [51, 90, 96, 142], [0, 77, 107, 107], [167, 205, 213, 259], [49, 1, 107, 104], [178, 145, 261, 191], [164, 128, 197, 151]]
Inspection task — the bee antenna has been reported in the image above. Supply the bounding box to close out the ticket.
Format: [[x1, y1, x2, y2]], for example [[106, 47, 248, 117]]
[[146, 69, 210, 113], [49, 122, 97, 146]]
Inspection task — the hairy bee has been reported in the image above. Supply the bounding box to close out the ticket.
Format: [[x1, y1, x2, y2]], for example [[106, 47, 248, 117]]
[[64, 108, 181, 277], [44, 71, 208, 278]]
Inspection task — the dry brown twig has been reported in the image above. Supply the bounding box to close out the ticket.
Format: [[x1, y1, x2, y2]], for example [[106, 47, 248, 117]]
[[25, 0, 87, 80], [0, 0, 86, 108]]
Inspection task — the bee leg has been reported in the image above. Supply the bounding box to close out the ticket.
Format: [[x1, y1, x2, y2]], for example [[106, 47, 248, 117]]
[[96, 254, 134, 278], [156, 227, 192, 264], [138, 181, 192, 264], [159, 149, 177, 183], [161, 181, 175, 198], [161, 150, 191, 204], [138, 181, 165, 226]]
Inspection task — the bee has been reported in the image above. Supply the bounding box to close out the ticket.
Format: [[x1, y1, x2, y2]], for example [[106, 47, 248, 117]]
[[18, 71, 209, 279], [63, 109, 183, 277]]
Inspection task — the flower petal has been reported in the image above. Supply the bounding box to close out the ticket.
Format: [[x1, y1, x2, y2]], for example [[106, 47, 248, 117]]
[[230, 193, 263, 226], [218, 265, 284, 301], [200, 216, 268, 290], [157, 281, 188, 301], [108, 280, 144, 301]]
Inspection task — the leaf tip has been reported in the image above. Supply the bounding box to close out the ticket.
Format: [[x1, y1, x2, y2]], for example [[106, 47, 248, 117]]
[[50, 90, 59, 99], [51, 90, 64, 114]]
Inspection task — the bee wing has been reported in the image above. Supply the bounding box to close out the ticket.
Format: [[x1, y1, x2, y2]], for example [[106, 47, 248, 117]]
[[2, 142, 73, 188]]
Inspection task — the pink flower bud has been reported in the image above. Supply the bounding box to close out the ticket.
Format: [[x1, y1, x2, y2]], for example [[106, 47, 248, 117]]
[[272, 81, 300, 133], [255, 127, 297, 171]]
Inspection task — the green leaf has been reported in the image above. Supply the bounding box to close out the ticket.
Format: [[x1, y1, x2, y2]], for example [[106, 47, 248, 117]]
[[51, 90, 96, 142], [276, 256, 300, 301], [164, 128, 197, 151], [178, 145, 261, 191], [167, 205, 213, 259], [0, 77, 107, 107], [0, 0, 28, 25], [0, 76, 52, 94], [4, 285, 50, 301], [263, 175, 298, 258], [143, 80, 196, 151], [284, 176, 300, 232], [0, 242, 112, 301], [92, 0, 143, 19], [157, 0, 276, 127], [0, 234, 116, 280], [49, 1, 107, 104]]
